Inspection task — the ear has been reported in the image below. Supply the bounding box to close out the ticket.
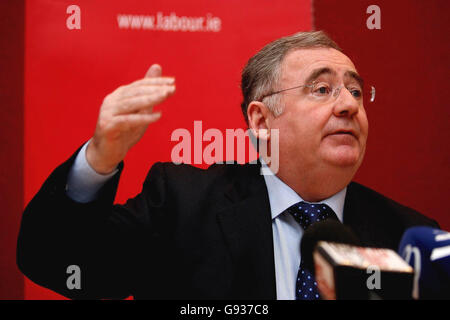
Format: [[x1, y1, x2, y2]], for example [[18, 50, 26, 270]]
[[247, 101, 272, 141]]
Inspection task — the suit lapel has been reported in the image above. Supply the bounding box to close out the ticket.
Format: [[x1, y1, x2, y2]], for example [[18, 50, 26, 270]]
[[216, 163, 277, 299], [344, 182, 405, 250], [344, 182, 384, 248]]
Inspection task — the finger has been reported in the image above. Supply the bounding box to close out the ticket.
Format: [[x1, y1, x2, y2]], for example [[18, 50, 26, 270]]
[[145, 64, 162, 78], [129, 77, 175, 87], [112, 112, 162, 129], [113, 89, 175, 115], [117, 84, 176, 101]]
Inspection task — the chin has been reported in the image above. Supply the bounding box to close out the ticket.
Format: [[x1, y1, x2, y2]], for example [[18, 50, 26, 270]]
[[323, 147, 363, 168]]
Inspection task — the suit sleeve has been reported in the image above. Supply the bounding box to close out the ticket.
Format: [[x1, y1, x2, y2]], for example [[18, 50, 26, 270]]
[[16, 144, 169, 299]]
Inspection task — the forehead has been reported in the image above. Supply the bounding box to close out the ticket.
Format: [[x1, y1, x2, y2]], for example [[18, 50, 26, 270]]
[[280, 48, 357, 83]]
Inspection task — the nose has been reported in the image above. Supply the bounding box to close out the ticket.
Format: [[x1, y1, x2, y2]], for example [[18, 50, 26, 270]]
[[332, 87, 360, 117]]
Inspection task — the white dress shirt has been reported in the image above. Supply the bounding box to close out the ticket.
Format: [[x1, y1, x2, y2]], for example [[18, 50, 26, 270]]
[[261, 161, 346, 300]]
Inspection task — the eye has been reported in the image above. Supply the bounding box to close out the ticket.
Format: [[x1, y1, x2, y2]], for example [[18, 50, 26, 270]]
[[312, 83, 331, 96], [348, 87, 362, 99]]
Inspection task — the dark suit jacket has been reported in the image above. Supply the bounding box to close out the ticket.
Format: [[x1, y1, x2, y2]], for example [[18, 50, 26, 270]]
[[17, 146, 439, 300]]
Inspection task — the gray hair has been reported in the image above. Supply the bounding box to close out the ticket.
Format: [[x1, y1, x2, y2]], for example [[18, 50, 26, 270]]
[[240, 31, 342, 124]]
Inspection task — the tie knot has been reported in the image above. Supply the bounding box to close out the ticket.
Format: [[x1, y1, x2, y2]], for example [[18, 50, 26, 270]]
[[287, 201, 337, 230]]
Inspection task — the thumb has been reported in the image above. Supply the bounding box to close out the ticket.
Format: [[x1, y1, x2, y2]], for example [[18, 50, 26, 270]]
[[145, 64, 162, 78]]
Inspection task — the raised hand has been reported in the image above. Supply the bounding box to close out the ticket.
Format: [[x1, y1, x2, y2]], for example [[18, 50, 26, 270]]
[[86, 64, 175, 174]]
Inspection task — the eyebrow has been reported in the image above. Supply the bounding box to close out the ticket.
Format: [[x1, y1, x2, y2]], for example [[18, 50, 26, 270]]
[[346, 70, 364, 89], [304, 67, 364, 89]]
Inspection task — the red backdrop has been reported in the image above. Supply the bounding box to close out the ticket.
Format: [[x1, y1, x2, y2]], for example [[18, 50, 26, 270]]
[[0, 0, 447, 300], [0, 0, 24, 300], [314, 0, 450, 231]]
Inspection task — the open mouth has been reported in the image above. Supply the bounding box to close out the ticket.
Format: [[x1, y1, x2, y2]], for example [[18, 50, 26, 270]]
[[329, 130, 356, 138], [325, 130, 358, 140], [334, 131, 354, 136]]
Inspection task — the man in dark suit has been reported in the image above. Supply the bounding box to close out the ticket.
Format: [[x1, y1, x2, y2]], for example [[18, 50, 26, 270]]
[[17, 31, 438, 300]]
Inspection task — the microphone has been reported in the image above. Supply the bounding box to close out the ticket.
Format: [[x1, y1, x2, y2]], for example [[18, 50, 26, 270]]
[[301, 220, 414, 299], [300, 219, 361, 273], [398, 226, 450, 299]]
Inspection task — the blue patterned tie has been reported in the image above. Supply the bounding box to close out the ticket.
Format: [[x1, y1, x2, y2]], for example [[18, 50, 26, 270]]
[[286, 201, 338, 300]]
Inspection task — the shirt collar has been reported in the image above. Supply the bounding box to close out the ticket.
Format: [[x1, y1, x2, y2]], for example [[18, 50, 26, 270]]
[[261, 160, 346, 222]]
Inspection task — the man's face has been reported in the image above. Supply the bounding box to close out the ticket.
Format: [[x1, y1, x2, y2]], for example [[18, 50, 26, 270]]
[[270, 48, 369, 180]]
